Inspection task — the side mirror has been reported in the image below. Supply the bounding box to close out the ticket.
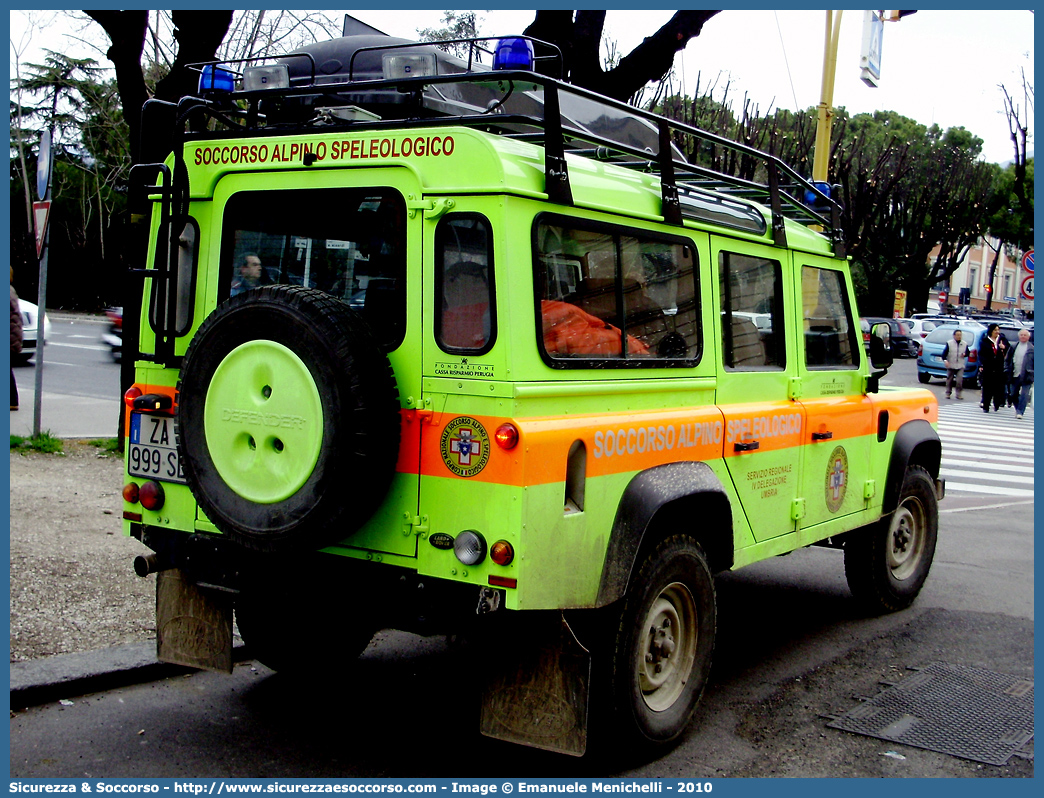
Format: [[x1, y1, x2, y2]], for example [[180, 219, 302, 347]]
[[869, 323, 893, 370]]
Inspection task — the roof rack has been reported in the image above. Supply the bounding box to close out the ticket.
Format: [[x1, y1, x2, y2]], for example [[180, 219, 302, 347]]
[[165, 36, 845, 258]]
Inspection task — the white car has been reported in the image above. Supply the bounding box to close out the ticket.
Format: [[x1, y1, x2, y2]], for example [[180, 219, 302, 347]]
[[16, 299, 52, 363], [902, 317, 941, 343]]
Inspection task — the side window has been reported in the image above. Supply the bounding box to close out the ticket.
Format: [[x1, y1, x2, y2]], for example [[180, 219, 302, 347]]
[[536, 217, 699, 365], [436, 215, 495, 353], [719, 252, 785, 369], [222, 188, 406, 351], [802, 265, 858, 368]]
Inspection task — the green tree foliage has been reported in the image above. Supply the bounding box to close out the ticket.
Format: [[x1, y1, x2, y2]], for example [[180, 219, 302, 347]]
[[10, 51, 129, 309], [658, 88, 1007, 315], [418, 11, 487, 60]]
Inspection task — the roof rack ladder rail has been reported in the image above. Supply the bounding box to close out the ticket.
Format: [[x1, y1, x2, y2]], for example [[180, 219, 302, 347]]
[[543, 81, 573, 206], [766, 160, 788, 248], [126, 163, 173, 365], [658, 121, 683, 226], [830, 187, 846, 259]]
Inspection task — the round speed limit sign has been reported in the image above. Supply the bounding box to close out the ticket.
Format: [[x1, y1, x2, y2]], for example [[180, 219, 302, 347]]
[[1021, 275, 1034, 300]]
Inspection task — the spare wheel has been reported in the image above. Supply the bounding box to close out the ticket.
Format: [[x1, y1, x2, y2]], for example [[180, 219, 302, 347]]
[[176, 285, 400, 553]]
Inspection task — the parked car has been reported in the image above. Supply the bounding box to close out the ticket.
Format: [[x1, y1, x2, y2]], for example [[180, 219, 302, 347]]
[[902, 317, 941, 345], [16, 299, 51, 363], [917, 323, 983, 387], [864, 316, 916, 357]]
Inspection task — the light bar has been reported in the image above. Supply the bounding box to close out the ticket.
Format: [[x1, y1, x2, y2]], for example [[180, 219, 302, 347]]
[[198, 65, 236, 94], [243, 64, 290, 92], [493, 38, 534, 71]]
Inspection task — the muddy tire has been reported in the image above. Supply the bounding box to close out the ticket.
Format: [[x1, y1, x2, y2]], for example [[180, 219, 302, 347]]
[[607, 536, 716, 748], [177, 285, 399, 553], [845, 465, 938, 613]]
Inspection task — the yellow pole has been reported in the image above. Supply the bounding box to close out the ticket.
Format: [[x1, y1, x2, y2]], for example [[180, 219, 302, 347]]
[[813, 10, 843, 183]]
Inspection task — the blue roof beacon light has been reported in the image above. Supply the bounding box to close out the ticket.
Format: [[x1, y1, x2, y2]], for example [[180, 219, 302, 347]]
[[804, 181, 833, 211], [198, 65, 236, 95], [493, 37, 535, 71]]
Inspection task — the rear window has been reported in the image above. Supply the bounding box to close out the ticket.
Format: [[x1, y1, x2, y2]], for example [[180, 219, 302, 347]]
[[222, 187, 406, 351], [924, 326, 966, 344]]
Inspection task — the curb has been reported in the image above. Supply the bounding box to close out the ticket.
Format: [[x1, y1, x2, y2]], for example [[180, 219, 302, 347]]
[[10, 640, 250, 709]]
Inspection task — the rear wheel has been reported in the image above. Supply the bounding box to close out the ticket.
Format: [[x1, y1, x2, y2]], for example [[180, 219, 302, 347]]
[[845, 466, 938, 613], [917, 371, 931, 384], [606, 536, 716, 748], [177, 286, 399, 553]]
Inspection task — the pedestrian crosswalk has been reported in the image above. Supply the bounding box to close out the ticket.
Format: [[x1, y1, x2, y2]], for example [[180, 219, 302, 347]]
[[936, 401, 1034, 498]]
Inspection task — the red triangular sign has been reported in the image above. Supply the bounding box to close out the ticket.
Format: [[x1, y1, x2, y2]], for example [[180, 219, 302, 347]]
[[33, 201, 51, 259]]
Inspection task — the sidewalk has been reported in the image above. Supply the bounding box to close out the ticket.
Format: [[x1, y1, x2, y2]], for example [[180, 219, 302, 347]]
[[10, 640, 250, 709]]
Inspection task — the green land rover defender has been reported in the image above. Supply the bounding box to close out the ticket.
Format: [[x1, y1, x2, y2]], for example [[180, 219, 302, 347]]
[[122, 32, 942, 755]]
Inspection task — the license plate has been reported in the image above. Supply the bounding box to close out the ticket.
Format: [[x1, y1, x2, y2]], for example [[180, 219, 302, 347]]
[[129, 414, 186, 484]]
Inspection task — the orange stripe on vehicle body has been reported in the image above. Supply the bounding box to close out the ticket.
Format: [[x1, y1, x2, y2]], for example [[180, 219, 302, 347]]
[[719, 400, 806, 456], [404, 391, 935, 487], [871, 389, 938, 429], [801, 395, 878, 442], [417, 406, 726, 487]]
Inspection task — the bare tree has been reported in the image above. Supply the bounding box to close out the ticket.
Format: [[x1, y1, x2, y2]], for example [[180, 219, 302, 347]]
[[523, 10, 721, 102], [1001, 70, 1033, 216]]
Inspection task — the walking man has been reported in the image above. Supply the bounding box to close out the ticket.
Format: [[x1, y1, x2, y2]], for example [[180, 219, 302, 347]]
[[943, 328, 968, 400], [1005, 329, 1034, 419]]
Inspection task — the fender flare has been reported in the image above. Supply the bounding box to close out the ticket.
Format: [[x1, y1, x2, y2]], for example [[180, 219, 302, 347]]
[[882, 419, 941, 515], [596, 461, 732, 607]]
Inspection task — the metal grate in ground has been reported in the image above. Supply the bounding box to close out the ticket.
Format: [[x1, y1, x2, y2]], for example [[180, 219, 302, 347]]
[[828, 661, 1034, 765]]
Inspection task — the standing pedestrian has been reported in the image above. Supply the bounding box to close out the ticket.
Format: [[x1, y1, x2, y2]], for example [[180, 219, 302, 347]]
[[978, 323, 1008, 413], [1005, 328, 1034, 419], [10, 278, 23, 411], [942, 328, 968, 399]]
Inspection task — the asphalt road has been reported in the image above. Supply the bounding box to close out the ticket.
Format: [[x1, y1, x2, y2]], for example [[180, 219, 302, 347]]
[[7, 320, 1035, 778], [9, 313, 121, 439]]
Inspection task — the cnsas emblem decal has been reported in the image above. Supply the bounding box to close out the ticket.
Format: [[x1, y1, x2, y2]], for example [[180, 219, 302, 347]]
[[825, 445, 848, 513], [440, 416, 491, 477]]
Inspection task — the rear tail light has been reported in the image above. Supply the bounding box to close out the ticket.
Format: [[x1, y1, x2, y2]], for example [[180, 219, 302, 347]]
[[495, 423, 519, 450], [490, 540, 514, 566], [122, 483, 140, 503], [124, 386, 143, 408], [138, 480, 165, 511]]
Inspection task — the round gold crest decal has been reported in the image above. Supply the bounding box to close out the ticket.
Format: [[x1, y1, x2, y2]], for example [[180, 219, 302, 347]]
[[824, 445, 848, 513], [440, 417, 490, 477]]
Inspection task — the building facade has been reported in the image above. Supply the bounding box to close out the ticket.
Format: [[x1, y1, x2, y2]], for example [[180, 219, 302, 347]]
[[931, 237, 1032, 316]]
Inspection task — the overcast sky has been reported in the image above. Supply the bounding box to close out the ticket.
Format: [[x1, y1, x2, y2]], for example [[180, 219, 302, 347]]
[[10, 8, 1034, 165]]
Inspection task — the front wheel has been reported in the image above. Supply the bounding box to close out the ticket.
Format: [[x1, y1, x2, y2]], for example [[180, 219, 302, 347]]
[[844, 466, 938, 613], [607, 536, 716, 748]]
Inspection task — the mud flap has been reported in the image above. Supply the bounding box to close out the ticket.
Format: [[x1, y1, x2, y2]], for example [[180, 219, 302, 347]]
[[156, 568, 233, 673], [479, 613, 591, 756]]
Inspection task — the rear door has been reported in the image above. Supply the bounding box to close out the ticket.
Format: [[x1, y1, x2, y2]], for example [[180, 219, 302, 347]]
[[213, 168, 424, 556]]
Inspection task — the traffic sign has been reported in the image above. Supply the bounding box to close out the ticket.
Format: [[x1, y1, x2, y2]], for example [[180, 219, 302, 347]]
[[1021, 275, 1034, 300], [1022, 250, 1033, 274], [32, 201, 51, 259]]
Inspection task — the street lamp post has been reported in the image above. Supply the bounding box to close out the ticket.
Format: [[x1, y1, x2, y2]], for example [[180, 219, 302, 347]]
[[812, 11, 843, 184]]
